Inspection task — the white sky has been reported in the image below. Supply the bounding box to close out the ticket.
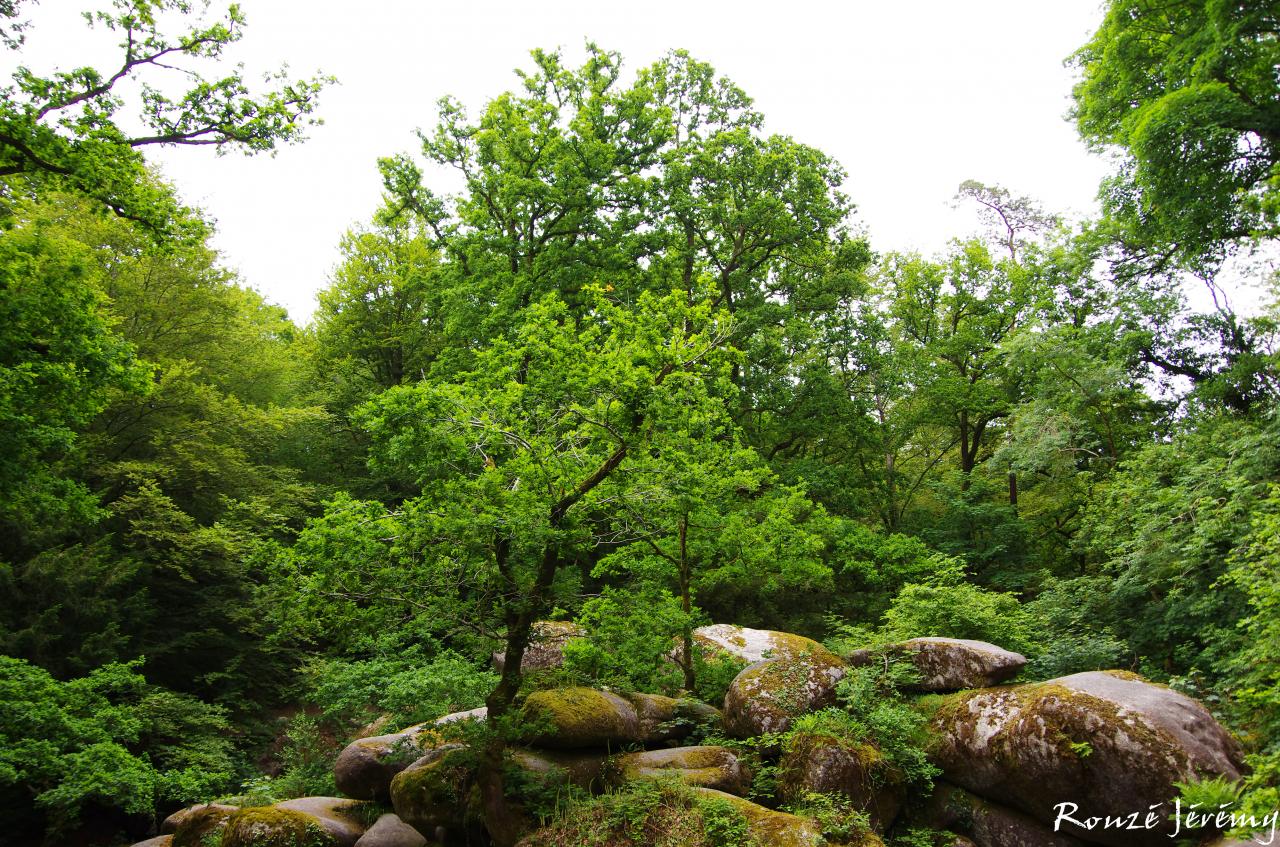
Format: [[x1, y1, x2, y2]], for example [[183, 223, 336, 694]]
[[14, 0, 1117, 323]]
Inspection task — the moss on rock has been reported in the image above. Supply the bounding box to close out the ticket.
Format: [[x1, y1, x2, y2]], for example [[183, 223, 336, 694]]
[[926, 672, 1244, 847], [221, 807, 337, 847], [724, 648, 847, 737], [388, 744, 474, 835], [613, 746, 750, 795], [779, 732, 903, 832], [522, 687, 641, 748], [168, 803, 239, 846]]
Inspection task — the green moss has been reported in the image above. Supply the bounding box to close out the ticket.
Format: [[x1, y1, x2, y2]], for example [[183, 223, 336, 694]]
[[171, 806, 237, 847], [516, 779, 714, 847], [928, 681, 1186, 772], [389, 746, 475, 831], [522, 687, 638, 747], [220, 807, 334, 847]]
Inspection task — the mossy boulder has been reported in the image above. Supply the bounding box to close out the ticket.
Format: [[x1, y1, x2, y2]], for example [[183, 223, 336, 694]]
[[334, 707, 485, 801], [388, 744, 475, 838], [693, 624, 830, 664], [917, 783, 1086, 847], [613, 746, 751, 795], [521, 687, 641, 748], [849, 638, 1025, 692], [221, 806, 342, 847], [165, 803, 238, 845], [723, 648, 847, 737], [129, 838, 173, 847], [509, 748, 609, 791], [625, 692, 722, 743], [779, 732, 904, 832], [927, 671, 1245, 847], [353, 813, 427, 847], [274, 798, 370, 846], [692, 787, 883, 846], [493, 621, 584, 674]]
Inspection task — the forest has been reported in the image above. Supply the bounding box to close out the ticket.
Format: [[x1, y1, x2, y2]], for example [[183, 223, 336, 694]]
[[1, 1, 1278, 846]]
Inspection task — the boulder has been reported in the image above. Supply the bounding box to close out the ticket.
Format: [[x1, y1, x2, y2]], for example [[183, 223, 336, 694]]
[[354, 813, 427, 847], [334, 706, 486, 801], [221, 805, 348, 847], [509, 748, 609, 791], [927, 670, 1245, 847], [626, 692, 721, 742], [522, 687, 641, 748], [723, 647, 847, 737], [388, 744, 474, 836], [612, 746, 751, 795], [167, 803, 239, 846], [163, 808, 239, 839], [129, 838, 173, 847], [920, 783, 1087, 847], [692, 787, 883, 846], [492, 621, 584, 673], [856, 638, 1025, 691], [274, 797, 370, 846], [778, 731, 904, 831], [693, 624, 831, 664]]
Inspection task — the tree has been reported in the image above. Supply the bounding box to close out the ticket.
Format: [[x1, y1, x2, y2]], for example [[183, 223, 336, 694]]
[[1071, 0, 1280, 270], [0, 203, 150, 553], [314, 220, 442, 393], [354, 287, 736, 844], [0, 0, 330, 235]]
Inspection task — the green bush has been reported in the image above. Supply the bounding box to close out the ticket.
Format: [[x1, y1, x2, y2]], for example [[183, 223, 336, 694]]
[[302, 646, 495, 731], [881, 581, 1038, 656], [561, 587, 691, 695], [0, 656, 237, 836], [831, 661, 939, 791]]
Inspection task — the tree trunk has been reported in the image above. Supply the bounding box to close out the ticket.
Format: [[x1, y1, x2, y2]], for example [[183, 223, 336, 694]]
[[677, 513, 695, 692]]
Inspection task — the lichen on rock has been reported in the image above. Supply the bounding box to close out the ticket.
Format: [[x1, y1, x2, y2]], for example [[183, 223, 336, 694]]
[[926, 671, 1245, 847], [613, 746, 751, 795], [779, 731, 904, 832], [723, 646, 847, 737]]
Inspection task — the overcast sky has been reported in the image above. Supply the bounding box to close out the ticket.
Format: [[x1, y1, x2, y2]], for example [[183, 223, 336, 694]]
[[16, 0, 1116, 323]]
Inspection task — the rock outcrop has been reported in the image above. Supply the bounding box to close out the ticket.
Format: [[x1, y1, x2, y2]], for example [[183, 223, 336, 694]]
[[274, 797, 369, 846], [522, 687, 642, 748], [927, 670, 1245, 847], [628, 691, 722, 742], [388, 743, 473, 837], [612, 746, 751, 794], [778, 731, 904, 832], [918, 783, 1087, 847], [693, 623, 831, 664], [353, 813, 427, 847], [692, 787, 883, 846], [850, 638, 1026, 691], [334, 706, 486, 800], [143, 628, 1254, 847], [724, 646, 847, 736], [164, 802, 238, 843], [492, 621, 584, 673], [214, 798, 369, 847]]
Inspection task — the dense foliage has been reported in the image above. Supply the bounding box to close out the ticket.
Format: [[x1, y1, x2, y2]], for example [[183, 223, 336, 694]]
[[0, 1, 1277, 844]]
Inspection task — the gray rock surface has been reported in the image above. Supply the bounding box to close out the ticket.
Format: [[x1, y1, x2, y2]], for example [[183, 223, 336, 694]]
[[723, 647, 846, 737], [927, 670, 1245, 847], [353, 813, 427, 847]]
